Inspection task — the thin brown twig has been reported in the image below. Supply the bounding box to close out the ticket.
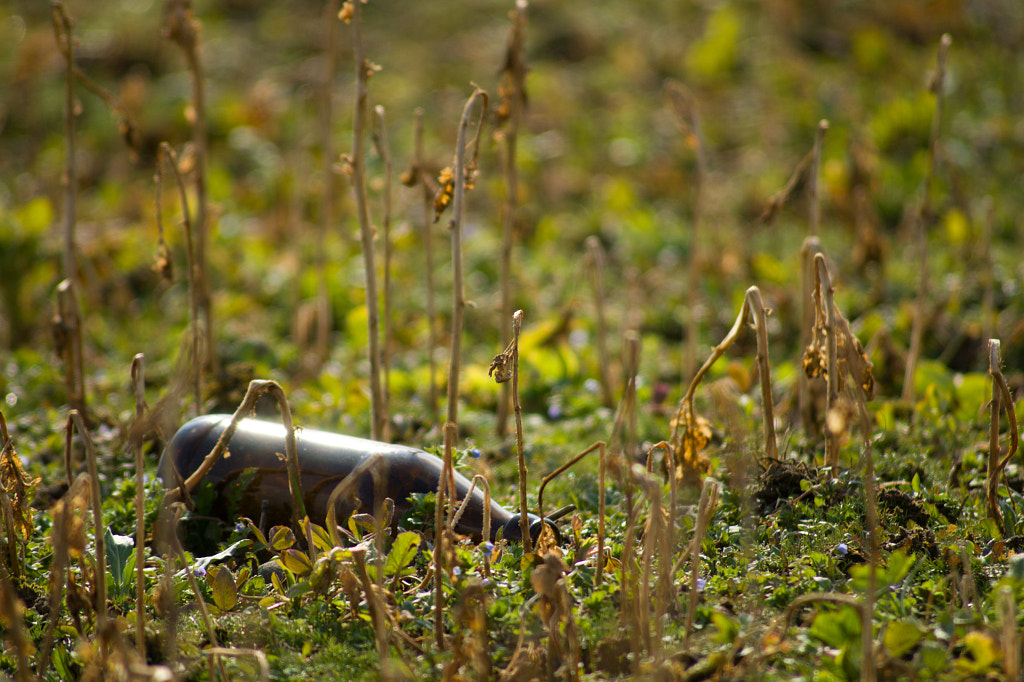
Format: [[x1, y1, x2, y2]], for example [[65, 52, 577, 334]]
[[903, 34, 952, 401], [348, 0, 386, 442]]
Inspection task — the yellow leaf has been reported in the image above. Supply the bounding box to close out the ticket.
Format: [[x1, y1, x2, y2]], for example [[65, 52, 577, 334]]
[[209, 565, 237, 611], [278, 549, 313, 577]]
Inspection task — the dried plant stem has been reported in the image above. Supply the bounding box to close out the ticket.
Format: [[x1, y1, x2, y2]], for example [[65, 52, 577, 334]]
[[665, 81, 708, 382], [585, 237, 615, 408], [54, 280, 87, 418], [372, 105, 394, 434], [537, 441, 603, 525], [324, 453, 382, 546], [37, 473, 87, 677], [52, 3, 78, 286], [207, 649, 270, 682], [510, 310, 532, 553], [496, 1, 528, 437], [0, 570, 33, 682], [809, 120, 828, 236], [66, 410, 108, 658], [986, 339, 1019, 533], [684, 478, 718, 646], [317, 0, 341, 363], [163, 380, 305, 526], [980, 198, 996, 346], [168, 503, 220, 651], [799, 237, 824, 435], [435, 88, 489, 650], [413, 111, 439, 423], [51, 4, 86, 416], [159, 142, 203, 416], [813, 255, 841, 468], [349, 0, 386, 442], [130, 354, 147, 656], [164, 0, 214, 373], [674, 286, 776, 460], [352, 547, 390, 677], [903, 34, 951, 401]]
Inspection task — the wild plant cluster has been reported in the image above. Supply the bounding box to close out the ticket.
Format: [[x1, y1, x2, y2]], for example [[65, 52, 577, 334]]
[[2, 1, 1024, 681]]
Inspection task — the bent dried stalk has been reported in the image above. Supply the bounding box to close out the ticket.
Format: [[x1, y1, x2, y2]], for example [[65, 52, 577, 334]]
[[672, 286, 778, 466], [986, 339, 1019, 533], [130, 354, 147, 656]]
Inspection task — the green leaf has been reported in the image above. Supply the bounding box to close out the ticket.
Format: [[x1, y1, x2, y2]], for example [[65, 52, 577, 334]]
[[384, 532, 421, 578], [269, 526, 296, 551], [883, 620, 925, 658], [809, 605, 861, 649], [955, 631, 1000, 675], [299, 516, 334, 555], [105, 528, 135, 588], [278, 549, 313, 576], [711, 609, 739, 644], [207, 565, 238, 611]]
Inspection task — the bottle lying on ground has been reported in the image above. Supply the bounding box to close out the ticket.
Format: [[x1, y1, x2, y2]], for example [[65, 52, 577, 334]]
[[161, 414, 561, 543]]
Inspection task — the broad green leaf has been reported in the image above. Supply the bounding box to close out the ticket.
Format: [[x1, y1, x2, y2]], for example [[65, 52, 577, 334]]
[[208, 565, 237, 611], [269, 526, 296, 551], [105, 529, 135, 587], [385, 532, 421, 578], [809, 605, 860, 649], [278, 549, 313, 576], [711, 609, 739, 644], [299, 516, 334, 554], [883, 620, 925, 658]]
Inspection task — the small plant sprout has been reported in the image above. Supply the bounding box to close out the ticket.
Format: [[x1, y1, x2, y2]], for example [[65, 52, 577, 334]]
[[671, 285, 778, 481], [985, 339, 1018, 534], [903, 34, 952, 401]]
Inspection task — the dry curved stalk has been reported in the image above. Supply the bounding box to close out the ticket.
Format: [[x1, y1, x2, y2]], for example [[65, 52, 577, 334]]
[[324, 453, 383, 548], [986, 339, 1019, 533], [371, 105, 394, 438], [671, 286, 778, 472], [163, 380, 305, 526], [537, 441, 604, 527]]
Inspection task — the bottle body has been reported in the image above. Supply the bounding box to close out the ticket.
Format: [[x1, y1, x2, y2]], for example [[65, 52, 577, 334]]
[[160, 415, 512, 541]]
